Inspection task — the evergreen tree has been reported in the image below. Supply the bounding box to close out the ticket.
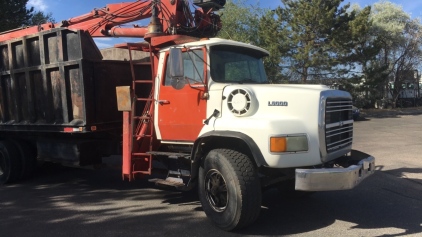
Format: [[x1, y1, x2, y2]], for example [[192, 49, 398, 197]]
[[0, 0, 54, 32], [218, 0, 283, 82], [217, 0, 263, 45], [0, 0, 34, 32], [341, 5, 385, 107], [268, 0, 360, 83], [258, 10, 288, 83], [30, 11, 55, 25]]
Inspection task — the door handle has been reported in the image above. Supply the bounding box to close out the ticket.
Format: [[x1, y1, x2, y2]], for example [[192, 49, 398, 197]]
[[158, 100, 170, 105]]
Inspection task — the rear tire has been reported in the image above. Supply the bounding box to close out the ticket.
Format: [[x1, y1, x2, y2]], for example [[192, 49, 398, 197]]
[[198, 149, 261, 231], [0, 140, 21, 184], [11, 140, 37, 180]]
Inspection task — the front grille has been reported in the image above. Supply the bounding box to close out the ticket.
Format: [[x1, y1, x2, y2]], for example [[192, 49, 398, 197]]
[[325, 98, 353, 153]]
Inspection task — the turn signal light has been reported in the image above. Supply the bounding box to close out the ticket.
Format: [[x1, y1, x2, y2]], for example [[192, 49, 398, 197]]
[[270, 137, 287, 152], [270, 135, 308, 153]]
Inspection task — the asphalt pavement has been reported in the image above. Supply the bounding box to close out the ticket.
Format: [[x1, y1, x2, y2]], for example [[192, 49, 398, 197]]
[[1, 115, 422, 236]]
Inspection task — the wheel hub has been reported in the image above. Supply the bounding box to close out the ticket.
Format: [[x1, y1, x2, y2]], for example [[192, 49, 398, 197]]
[[204, 169, 228, 212]]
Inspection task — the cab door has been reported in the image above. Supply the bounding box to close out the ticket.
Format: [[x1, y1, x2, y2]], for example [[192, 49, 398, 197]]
[[157, 48, 207, 142]]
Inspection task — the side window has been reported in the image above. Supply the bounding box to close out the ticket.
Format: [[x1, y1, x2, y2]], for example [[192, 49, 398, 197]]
[[165, 49, 204, 86]]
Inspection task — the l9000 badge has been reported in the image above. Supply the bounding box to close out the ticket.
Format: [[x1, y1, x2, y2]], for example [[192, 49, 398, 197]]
[[268, 101, 288, 106]]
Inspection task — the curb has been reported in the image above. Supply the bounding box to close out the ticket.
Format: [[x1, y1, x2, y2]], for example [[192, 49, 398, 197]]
[[360, 108, 422, 118]]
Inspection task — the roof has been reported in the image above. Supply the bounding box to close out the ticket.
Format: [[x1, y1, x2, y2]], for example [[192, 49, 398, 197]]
[[161, 37, 270, 56]]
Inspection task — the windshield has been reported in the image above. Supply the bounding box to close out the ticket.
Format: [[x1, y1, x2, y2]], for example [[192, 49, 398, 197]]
[[210, 45, 268, 84]]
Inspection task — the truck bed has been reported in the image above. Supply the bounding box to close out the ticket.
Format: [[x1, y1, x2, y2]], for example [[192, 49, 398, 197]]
[[0, 28, 150, 133]]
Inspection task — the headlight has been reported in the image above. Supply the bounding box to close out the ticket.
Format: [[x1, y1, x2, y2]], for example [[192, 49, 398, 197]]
[[270, 135, 308, 153]]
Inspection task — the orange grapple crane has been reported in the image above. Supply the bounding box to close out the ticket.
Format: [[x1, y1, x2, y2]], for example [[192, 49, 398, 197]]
[[1, 0, 223, 42], [0, 0, 225, 181]]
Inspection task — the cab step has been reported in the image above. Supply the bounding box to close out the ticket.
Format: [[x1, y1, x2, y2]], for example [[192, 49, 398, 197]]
[[147, 151, 190, 159], [149, 177, 185, 188], [149, 168, 193, 190]]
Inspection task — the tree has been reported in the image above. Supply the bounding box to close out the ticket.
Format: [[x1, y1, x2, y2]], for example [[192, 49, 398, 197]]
[[272, 0, 365, 83], [217, 1, 284, 82], [218, 1, 288, 82], [338, 5, 385, 108], [258, 10, 289, 83], [30, 11, 55, 26], [217, 0, 263, 45], [370, 1, 422, 108], [0, 0, 34, 32], [0, 1, 55, 32]]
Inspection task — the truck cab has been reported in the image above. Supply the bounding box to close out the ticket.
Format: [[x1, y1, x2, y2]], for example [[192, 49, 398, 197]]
[[155, 37, 373, 174], [141, 38, 375, 230]]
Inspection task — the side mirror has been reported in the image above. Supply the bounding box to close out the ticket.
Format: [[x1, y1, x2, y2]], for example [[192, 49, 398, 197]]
[[169, 48, 185, 89]]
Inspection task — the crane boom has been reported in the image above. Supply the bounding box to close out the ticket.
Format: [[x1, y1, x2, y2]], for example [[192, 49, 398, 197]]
[[0, 0, 223, 43]]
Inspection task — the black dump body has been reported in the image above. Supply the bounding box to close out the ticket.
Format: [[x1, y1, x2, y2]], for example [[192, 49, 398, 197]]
[[0, 28, 147, 133], [0, 28, 151, 165]]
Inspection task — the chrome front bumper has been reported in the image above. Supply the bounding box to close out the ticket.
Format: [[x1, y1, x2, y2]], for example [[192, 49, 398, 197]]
[[295, 152, 375, 191]]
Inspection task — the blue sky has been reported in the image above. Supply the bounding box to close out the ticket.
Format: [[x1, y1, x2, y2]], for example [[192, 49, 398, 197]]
[[26, 0, 422, 48]]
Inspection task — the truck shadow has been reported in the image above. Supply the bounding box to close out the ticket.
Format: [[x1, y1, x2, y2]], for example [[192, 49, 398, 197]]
[[0, 163, 214, 236], [1, 163, 421, 236], [239, 167, 422, 236]]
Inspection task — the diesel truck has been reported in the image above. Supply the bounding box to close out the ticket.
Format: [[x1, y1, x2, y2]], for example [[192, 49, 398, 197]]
[[0, 0, 375, 231]]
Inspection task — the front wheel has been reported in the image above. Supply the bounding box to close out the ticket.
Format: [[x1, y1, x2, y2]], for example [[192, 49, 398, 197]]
[[198, 149, 261, 231]]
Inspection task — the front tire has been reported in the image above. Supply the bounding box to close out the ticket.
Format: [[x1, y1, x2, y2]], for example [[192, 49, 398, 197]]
[[198, 149, 261, 231]]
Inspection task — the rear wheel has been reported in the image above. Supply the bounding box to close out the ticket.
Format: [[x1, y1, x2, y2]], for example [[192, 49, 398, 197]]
[[0, 140, 21, 184], [11, 140, 37, 180], [198, 149, 261, 231]]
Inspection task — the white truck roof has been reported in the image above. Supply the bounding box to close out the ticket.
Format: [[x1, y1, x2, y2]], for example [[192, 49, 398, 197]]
[[161, 37, 270, 56]]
